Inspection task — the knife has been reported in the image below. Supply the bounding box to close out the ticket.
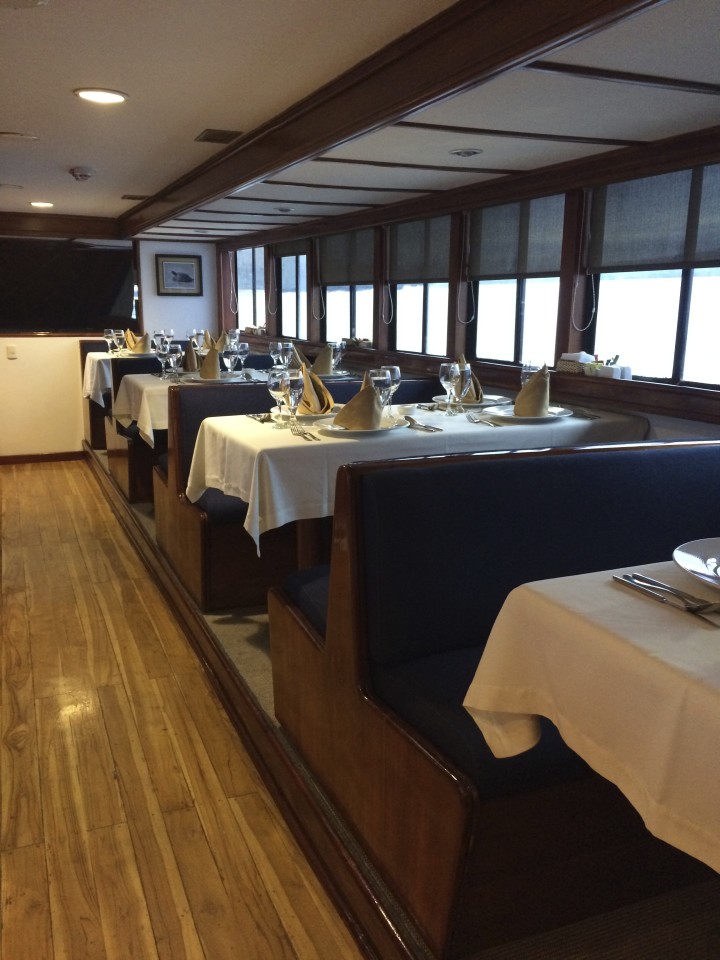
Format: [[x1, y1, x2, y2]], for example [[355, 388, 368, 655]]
[[612, 574, 720, 627]]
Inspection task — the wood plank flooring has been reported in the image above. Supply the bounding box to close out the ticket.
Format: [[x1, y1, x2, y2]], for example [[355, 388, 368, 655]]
[[0, 460, 366, 960]]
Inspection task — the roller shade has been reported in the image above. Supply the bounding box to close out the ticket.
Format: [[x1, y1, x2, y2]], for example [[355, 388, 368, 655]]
[[273, 239, 308, 258], [469, 194, 565, 278], [389, 215, 450, 282], [319, 229, 374, 285], [588, 164, 720, 271]]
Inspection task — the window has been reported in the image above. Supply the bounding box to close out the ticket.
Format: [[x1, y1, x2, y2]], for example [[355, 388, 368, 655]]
[[319, 229, 374, 342], [587, 164, 720, 385], [274, 241, 308, 339], [235, 246, 265, 327], [389, 216, 450, 354], [468, 195, 564, 367]]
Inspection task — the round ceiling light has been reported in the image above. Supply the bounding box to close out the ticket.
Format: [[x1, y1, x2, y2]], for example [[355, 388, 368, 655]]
[[449, 147, 483, 158], [30, 200, 54, 208], [74, 88, 128, 104]]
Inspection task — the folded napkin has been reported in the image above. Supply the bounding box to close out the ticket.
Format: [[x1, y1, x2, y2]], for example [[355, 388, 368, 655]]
[[128, 332, 152, 354], [288, 344, 311, 369], [333, 383, 383, 430], [199, 345, 221, 379], [298, 364, 335, 415], [183, 344, 198, 372], [125, 329, 137, 349], [560, 351, 595, 363], [454, 354, 483, 401], [514, 363, 550, 416], [216, 330, 229, 352], [311, 345, 334, 376]]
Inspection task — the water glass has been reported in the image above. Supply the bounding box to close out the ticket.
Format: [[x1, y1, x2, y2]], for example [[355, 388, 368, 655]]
[[455, 362, 473, 411], [152, 330, 165, 351], [103, 328, 115, 352], [267, 368, 288, 426], [167, 343, 183, 378], [269, 341, 283, 366], [156, 340, 170, 378], [369, 368, 392, 420], [284, 369, 304, 423], [185, 328, 198, 348], [521, 361, 540, 386], [113, 329, 125, 352], [222, 346, 239, 375], [281, 342, 295, 368], [331, 340, 345, 373], [439, 362, 460, 415], [237, 341, 250, 378], [163, 328, 175, 346], [381, 365, 401, 421]]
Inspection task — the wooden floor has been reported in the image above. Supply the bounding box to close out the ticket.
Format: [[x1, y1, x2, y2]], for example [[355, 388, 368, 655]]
[[0, 459, 366, 960]]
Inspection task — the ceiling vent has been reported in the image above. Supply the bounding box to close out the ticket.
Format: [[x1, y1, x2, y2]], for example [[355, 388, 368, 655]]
[[195, 129, 242, 144]]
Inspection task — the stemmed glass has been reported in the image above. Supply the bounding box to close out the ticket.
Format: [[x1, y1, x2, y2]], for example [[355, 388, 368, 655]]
[[156, 340, 170, 378], [269, 341, 283, 367], [521, 360, 540, 386], [331, 340, 346, 373], [284, 369, 305, 427], [186, 328, 198, 349], [222, 345, 239, 377], [113, 329, 125, 353], [166, 343, 183, 379], [152, 330, 165, 352], [454, 362, 473, 413], [103, 328, 115, 352], [237, 341, 250, 378], [439, 362, 460, 415], [381, 365, 401, 422], [369, 368, 392, 423], [163, 328, 175, 348], [267, 368, 288, 426], [281, 342, 294, 369]]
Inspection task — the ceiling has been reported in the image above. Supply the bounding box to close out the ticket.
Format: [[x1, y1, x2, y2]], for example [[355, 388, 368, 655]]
[[1, 0, 718, 246]]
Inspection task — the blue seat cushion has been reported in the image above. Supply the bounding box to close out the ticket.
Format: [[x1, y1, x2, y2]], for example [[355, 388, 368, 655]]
[[195, 487, 250, 523], [282, 565, 330, 636], [156, 452, 168, 477], [371, 648, 588, 796]]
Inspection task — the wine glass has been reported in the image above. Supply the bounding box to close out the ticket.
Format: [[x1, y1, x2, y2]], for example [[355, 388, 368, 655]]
[[152, 329, 165, 352], [369, 368, 392, 423], [167, 343, 183, 379], [226, 327, 239, 346], [269, 341, 283, 366], [267, 368, 288, 426], [439, 362, 460, 415], [381, 365, 401, 422], [222, 346, 239, 376], [102, 328, 115, 352], [281, 342, 295, 369], [284, 368, 304, 425], [163, 328, 175, 347], [331, 340, 346, 373], [156, 340, 170, 378], [521, 360, 540, 386], [454, 362, 473, 412], [237, 341, 250, 378], [113, 329, 125, 352], [185, 328, 198, 349]]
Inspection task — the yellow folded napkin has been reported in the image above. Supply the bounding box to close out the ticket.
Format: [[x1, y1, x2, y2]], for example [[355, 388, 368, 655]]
[[333, 383, 383, 430], [199, 345, 221, 379], [288, 344, 311, 369], [183, 345, 198, 372], [514, 364, 550, 416], [129, 332, 152, 354], [454, 354, 483, 402], [216, 331, 228, 351], [311, 345, 334, 376], [125, 329, 137, 350], [298, 364, 335, 414]]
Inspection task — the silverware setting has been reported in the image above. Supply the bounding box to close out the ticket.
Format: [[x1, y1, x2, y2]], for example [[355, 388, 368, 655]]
[[466, 413, 501, 427], [247, 412, 273, 423], [613, 572, 720, 627], [289, 420, 320, 440], [404, 416, 442, 432]]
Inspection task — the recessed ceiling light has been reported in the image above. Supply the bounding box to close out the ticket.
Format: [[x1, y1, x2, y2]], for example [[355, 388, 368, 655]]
[[449, 147, 483, 158], [30, 200, 53, 208], [0, 131, 39, 141], [275, 206, 292, 213], [0, 183, 24, 190], [74, 88, 128, 104]]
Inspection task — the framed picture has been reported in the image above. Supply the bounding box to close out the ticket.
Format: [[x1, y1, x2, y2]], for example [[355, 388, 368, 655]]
[[155, 254, 203, 296]]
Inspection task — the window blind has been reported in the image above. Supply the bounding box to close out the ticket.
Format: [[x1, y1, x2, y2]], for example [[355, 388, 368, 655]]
[[588, 164, 720, 271], [273, 239, 308, 258], [389, 215, 450, 282], [468, 194, 565, 277], [319, 229, 374, 285]]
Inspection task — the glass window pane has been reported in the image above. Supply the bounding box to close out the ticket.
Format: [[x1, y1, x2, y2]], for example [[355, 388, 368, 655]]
[[281, 256, 297, 337], [297, 255, 307, 339], [475, 279, 516, 361], [395, 283, 424, 352], [594, 271, 681, 378], [326, 286, 351, 341], [426, 283, 449, 356], [522, 277, 560, 366], [684, 267, 720, 385], [355, 285, 374, 342]]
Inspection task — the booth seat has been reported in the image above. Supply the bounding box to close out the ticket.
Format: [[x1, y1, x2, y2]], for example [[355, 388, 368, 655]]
[[153, 375, 439, 611], [268, 440, 720, 960]]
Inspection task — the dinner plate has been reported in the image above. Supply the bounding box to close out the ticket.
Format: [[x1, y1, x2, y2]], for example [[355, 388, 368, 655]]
[[482, 405, 573, 424], [323, 418, 408, 435], [673, 538, 720, 591], [432, 394, 512, 409], [271, 404, 342, 421]]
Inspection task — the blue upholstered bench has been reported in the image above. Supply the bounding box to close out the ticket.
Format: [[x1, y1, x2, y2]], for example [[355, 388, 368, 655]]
[[269, 440, 720, 959]]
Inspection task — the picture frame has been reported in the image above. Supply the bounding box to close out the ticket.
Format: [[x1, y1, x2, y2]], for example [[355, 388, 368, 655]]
[[155, 254, 203, 296]]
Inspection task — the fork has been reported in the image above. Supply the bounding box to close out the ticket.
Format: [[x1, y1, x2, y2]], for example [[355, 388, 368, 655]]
[[629, 572, 720, 613], [466, 413, 500, 427], [289, 420, 319, 441]]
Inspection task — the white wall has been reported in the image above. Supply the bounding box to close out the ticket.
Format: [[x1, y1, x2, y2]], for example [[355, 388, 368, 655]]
[[0, 240, 218, 457]]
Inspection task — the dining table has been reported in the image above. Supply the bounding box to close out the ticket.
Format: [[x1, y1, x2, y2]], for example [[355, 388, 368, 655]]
[[462, 559, 720, 874], [82, 350, 114, 405], [185, 403, 650, 552]]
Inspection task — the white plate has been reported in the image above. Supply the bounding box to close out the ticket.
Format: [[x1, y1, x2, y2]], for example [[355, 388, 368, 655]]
[[432, 394, 512, 409], [482, 405, 573, 424], [271, 404, 342, 421], [323, 418, 408, 435], [673, 538, 720, 591]]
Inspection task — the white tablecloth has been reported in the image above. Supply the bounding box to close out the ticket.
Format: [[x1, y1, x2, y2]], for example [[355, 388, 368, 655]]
[[112, 373, 171, 447], [82, 351, 112, 404], [463, 561, 720, 873], [186, 405, 649, 549]]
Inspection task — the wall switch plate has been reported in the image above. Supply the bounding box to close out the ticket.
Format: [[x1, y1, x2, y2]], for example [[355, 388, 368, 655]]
[[6, 345, 18, 359]]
